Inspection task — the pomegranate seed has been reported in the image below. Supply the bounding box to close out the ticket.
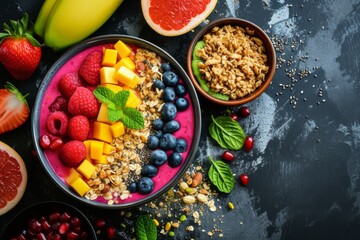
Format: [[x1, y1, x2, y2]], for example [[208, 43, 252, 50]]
[[28, 219, 42, 232], [80, 231, 89, 239], [49, 137, 63, 150], [222, 151, 235, 162], [66, 231, 79, 240], [238, 106, 251, 118], [230, 113, 238, 121], [106, 226, 116, 239], [239, 173, 249, 186], [48, 233, 61, 240], [243, 136, 254, 152], [61, 212, 71, 222], [36, 232, 46, 240], [58, 223, 70, 235], [16, 233, 26, 240], [41, 220, 51, 232], [51, 222, 60, 231], [39, 135, 52, 149], [70, 217, 81, 227], [49, 212, 61, 223], [95, 218, 106, 228]]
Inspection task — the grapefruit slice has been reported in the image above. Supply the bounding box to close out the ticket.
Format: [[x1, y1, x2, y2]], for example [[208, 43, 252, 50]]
[[141, 0, 218, 36], [0, 141, 27, 215]]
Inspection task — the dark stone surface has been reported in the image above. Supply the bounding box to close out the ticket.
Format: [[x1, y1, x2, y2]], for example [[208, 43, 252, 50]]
[[1, 0, 360, 239]]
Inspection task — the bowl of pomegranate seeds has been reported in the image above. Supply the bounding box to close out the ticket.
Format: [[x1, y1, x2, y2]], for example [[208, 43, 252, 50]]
[[0, 201, 96, 239], [31, 35, 201, 208]]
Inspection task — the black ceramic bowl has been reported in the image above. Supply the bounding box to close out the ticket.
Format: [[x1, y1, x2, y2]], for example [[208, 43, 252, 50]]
[[31, 35, 201, 209], [0, 201, 96, 239]]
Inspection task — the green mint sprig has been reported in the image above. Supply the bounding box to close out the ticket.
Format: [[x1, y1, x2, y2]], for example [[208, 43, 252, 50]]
[[93, 86, 144, 130]]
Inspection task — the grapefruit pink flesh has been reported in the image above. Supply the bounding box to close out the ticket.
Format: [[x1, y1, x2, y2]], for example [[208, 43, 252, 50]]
[[0, 141, 27, 215], [141, 0, 218, 36]]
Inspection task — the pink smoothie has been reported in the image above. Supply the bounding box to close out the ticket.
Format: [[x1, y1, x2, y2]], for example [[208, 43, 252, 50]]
[[39, 44, 195, 204]]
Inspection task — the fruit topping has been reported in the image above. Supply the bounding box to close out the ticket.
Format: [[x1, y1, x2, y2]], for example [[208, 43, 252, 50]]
[[174, 84, 187, 97], [46, 111, 69, 136], [163, 120, 180, 133], [68, 87, 99, 118], [59, 140, 86, 167], [147, 135, 159, 150], [152, 118, 163, 130], [243, 136, 254, 152], [174, 97, 189, 111], [150, 149, 167, 166], [239, 173, 249, 186], [162, 71, 179, 87], [78, 50, 103, 85], [222, 151, 235, 162], [161, 102, 177, 121], [141, 164, 158, 178], [162, 87, 176, 102], [159, 133, 177, 150], [174, 138, 187, 153], [58, 72, 84, 98], [49, 96, 68, 112], [238, 106, 251, 118], [67, 115, 90, 141], [137, 177, 154, 194], [168, 152, 182, 168]]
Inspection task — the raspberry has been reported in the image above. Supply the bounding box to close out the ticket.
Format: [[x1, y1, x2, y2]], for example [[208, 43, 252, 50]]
[[78, 51, 102, 85], [67, 115, 90, 141], [58, 72, 84, 98], [49, 96, 68, 112], [46, 111, 69, 136], [68, 87, 99, 118], [59, 140, 86, 167]]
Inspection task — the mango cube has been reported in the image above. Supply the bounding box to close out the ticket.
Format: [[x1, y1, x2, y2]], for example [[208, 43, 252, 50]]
[[89, 140, 104, 160], [93, 121, 113, 143], [110, 121, 125, 138], [100, 67, 117, 85], [114, 40, 132, 59], [103, 142, 115, 154], [64, 168, 81, 185], [115, 57, 135, 71], [97, 103, 114, 124], [76, 159, 96, 179], [92, 154, 108, 165], [69, 177, 90, 196], [100, 84, 122, 93], [126, 90, 141, 108], [83, 140, 92, 160], [102, 48, 118, 67], [115, 66, 140, 88]]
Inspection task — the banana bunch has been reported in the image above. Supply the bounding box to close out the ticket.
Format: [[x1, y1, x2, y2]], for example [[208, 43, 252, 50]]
[[34, 0, 124, 50]]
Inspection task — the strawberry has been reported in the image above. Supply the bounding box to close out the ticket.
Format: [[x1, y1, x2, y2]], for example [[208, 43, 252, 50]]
[[78, 50, 102, 85], [67, 115, 90, 141], [59, 140, 86, 167], [0, 14, 42, 81], [58, 72, 84, 98], [68, 87, 99, 118], [0, 82, 30, 134]]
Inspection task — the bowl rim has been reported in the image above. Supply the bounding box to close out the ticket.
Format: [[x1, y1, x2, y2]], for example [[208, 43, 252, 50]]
[[187, 17, 276, 106], [31, 34, 202, 209], [0, 200, 97, 239]]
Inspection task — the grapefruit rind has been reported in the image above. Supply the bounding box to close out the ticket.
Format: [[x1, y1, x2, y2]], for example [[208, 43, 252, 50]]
[[0, 141, 27, 216], [141, 0, 218, 36]]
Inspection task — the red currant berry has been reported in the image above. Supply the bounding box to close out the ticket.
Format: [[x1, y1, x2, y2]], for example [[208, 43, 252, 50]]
[[238, 106, 251, 118], [222, 151, 235, 162], [239, 173, 249, 186], [243, 136, 254, 152], [39, 135, 52, 149], [230, 113, 238, 121]]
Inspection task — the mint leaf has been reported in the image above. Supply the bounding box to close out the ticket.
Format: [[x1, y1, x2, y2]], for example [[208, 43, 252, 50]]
[[208, 156, 235, 193], [93, 87, 116, 109], [114, 90, 130, 108], [135, 214, 157, 240], [108, 108, 123, 122], [121, 107, 144, 129]]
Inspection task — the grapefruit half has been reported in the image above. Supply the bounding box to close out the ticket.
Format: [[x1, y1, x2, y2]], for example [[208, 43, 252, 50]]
[[0, 141, 27, 215], [141, 0, 218, 36]]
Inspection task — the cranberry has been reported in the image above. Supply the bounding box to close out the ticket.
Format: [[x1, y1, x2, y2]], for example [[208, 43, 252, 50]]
[[230, 113, 238, 121], [239, 173, 249, 186], [222, 151, 235, 162], [106, 226, 116, 239], [238, 106, 251, 118], [49, 137, 63, 150], [243, 136, 254, 152], [94, 218, 106, 228]]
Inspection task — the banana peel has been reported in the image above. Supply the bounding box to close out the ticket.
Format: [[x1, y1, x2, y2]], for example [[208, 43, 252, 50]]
[[34, 0, 124, 50]]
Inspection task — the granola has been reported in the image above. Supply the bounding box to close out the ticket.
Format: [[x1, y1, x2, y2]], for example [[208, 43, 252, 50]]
[[196, 25, 270, 99]]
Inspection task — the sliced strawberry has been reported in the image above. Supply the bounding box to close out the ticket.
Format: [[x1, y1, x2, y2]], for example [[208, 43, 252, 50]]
[[0, 82, 30, 134]]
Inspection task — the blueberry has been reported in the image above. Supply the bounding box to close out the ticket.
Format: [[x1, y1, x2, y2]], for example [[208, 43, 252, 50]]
[[161, 102, 177, 121], [160, 62, 172, 72], [163, 87, 176, 102], [168, 152, 183, 168], [128, 182, 137, 193], [163, 120, 180, 133], [137, 177, 154, 194], [141, 164, 158, 178], [162, 71, 179, 87], [147, 135, 159, 150], [150, 149, 168, 166], [159, 133, 177, 150], [175, 138, 188, 153], [152, 79, 165, 90], [154, 130, 163, 139], [152, 118, 164, 130], [175, 97, 189, 111], [174, 84, 187, 97]]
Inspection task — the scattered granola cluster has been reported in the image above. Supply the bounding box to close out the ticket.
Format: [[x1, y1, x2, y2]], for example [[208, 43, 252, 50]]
[[196, 25, 270, 99], [85, 49, 165, 204]]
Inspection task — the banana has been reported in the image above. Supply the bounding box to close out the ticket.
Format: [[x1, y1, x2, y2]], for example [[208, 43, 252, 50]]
[[41, 0, 124, 50], [34, 0, 57, 38]]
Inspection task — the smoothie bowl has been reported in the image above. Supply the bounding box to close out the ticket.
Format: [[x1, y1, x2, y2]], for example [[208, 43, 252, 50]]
[[32, 35, 201, 208]]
